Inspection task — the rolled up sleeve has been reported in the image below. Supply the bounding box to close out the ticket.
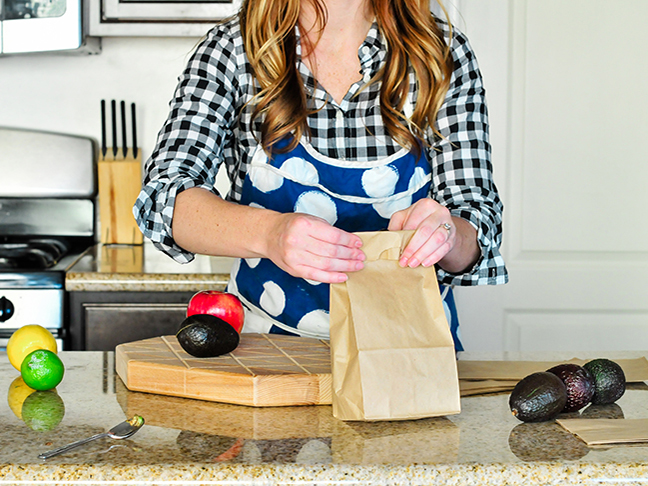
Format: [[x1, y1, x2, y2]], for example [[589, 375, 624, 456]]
[[133, 26, 240, 263], [428, 28, 508, 286]]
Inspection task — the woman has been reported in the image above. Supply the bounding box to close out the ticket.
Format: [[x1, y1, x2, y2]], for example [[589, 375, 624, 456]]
[[134, 0, 508, 350]]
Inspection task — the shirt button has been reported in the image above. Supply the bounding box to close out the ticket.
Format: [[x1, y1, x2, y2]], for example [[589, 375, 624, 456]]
[[361, 45, 370, 55], [336, 110, 344, 123]]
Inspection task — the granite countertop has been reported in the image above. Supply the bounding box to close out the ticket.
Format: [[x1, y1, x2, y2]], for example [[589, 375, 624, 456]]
[[65, 243, 234, 292], [3, 350, 648, 485]]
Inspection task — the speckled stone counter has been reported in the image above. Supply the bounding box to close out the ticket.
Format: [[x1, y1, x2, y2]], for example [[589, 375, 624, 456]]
[[65, 243, 234, 292], [3, 351, 648, 485]]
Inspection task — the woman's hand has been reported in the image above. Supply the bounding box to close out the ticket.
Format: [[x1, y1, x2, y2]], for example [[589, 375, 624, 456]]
[[266, 213, 365, 284], [173, 188, 364, 283], [388, 198, 480, 273]]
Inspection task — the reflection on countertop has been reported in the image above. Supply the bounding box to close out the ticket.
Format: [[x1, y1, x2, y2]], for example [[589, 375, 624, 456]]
[[3, 350, 648, 484], [65, 242, 234, 292]]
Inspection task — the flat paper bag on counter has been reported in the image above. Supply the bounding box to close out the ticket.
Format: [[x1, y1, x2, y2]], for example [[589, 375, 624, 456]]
[[329, 230, 461, 421], [557, 418, 648, 446]]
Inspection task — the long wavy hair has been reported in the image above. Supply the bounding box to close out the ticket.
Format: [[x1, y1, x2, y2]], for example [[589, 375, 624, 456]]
[[239, 0, 453, 155]]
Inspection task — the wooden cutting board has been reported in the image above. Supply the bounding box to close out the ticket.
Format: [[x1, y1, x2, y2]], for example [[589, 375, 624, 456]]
[[115, 333, 332, 407]]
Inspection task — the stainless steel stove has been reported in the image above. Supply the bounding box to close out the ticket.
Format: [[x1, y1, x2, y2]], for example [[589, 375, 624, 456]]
[[0, 127, 96, 350]]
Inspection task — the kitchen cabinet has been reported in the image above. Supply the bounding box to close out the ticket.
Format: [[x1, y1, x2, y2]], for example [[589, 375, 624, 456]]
[[87, 0, 242, 37], [68, 290, 195, 350], [64, 243, 232, 351], [1, 0, 100, 54]]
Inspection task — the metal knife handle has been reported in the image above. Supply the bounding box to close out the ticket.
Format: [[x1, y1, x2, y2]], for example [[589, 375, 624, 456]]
[[38, 432, 108, 460], [100, 100, 107, 158], [120, 100, 128, 158], [111, 100, 117, 157], [131, 102, 138, 159]]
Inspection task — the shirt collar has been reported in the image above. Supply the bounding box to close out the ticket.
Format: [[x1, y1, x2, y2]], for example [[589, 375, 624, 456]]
[[295, 20, 386, 106], [358, 21, 385, 75]]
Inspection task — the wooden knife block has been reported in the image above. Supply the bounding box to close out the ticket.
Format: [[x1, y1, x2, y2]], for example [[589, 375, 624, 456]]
[[98, 148, 143, 245], [100, 244, 144, 273]]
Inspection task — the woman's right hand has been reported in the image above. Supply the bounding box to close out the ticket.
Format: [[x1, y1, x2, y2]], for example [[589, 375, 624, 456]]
[[265, 213, 365, 284], [173, 188, 364, 283]]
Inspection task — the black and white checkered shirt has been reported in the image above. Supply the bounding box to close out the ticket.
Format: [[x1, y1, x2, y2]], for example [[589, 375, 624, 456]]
[[134, 16, 508, 286]]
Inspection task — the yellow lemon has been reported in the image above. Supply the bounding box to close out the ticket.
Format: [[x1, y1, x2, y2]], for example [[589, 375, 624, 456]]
[[7, 376, 37, 420], [6, 324, 58, 371]]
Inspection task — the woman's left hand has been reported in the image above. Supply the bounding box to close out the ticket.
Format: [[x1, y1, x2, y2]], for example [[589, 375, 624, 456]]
[[388, 198, 480, 273]]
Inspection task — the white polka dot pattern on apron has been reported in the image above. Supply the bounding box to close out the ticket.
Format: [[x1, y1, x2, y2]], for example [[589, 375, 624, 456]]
[[246, 258, 261, 268], [249, 164, 284, 193], [361, 165, 398, 198], [297, 309, 329, 335], [409, 167, 428, 190], [242, 310, 274, 334], [372, 194, 413, 219], [280, 157, 319, 185], [294, 190, 338, 225], [259, 280, 286, 316]]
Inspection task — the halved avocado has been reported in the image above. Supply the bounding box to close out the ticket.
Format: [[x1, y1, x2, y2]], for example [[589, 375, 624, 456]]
[[509, 372, 567, 423], [176, 314, 240, 358], [583, 358, 626, 405]]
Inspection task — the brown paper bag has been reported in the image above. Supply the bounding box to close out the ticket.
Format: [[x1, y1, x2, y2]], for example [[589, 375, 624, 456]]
[[329, 231, 461, 421], [557, 418, 648, 446], [457, 357, 648, 382]]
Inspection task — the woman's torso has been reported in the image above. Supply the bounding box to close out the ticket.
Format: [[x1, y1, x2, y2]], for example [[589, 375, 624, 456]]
[[213, 17, 431, 203]]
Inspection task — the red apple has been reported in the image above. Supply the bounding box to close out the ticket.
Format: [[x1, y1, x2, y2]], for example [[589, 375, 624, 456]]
[[186, 291, 245, 333]]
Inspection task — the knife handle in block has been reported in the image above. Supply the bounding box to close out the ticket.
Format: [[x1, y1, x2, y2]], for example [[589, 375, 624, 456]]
[[100, 147, 139, 162]]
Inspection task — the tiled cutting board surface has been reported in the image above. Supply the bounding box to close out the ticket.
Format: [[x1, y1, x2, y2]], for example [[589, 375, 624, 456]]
[[117, 334, 648, 407], [115, 333, 332, 407]]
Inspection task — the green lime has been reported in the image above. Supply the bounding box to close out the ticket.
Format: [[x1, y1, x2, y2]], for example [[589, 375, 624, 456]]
[[20, 349, 65, 391], [21, 390, 65, 432]]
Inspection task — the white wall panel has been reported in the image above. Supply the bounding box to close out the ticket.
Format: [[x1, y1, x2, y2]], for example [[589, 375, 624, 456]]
[[520, 0, 648, 254], [504, 310, 648, 352], [455, 0, 648, 352]]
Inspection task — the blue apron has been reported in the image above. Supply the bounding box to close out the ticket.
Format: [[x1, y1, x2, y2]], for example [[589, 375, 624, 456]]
[[227, 138, 463, 351]]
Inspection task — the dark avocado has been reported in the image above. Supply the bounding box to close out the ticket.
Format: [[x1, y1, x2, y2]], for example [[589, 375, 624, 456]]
[[583, 358, 626, 405], [546, 363, 595, 413], [509, 372, 567, 423], [176, 314, 240, 358]]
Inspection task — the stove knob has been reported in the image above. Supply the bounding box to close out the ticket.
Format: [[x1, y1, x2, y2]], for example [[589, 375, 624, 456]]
[[0, 296, 14, 322]]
